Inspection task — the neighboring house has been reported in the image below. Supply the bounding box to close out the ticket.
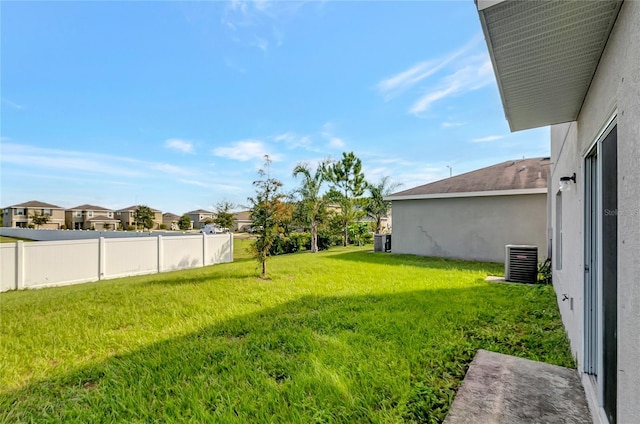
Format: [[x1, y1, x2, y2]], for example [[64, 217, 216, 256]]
[[185, 209, 214, 229], [2, 201, 66, 229], [162, 213, 183, 231], [386, 158, 549, 263], [65, 204, 119, 230], [233, 211, 252, 232], [115, 205, 163, 230], [477, 1, 638, 423]]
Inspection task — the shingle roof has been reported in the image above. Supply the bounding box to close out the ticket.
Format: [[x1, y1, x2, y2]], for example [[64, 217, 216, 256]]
[[87, 215, 120, 222], [163, 212, 181, 220], [68, 204, 112, 211], [388, 157, 550, 199], [233, 211, 251, 221], [186, 209, 213, 214], [117, 205, 161, 213], [9, 200, 64, 209]]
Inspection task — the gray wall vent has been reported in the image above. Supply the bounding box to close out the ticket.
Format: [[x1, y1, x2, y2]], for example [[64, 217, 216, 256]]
[[505, 245, 538, 284]]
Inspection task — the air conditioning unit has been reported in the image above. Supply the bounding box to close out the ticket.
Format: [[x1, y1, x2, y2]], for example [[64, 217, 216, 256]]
[[505, 245, 538, 284]]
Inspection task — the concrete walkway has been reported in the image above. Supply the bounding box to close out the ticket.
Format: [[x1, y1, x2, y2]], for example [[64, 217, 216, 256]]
[[444, 350, 591, 424]]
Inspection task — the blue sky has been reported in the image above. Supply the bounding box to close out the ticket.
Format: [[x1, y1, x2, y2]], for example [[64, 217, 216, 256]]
[[1, 1, 548, 214]]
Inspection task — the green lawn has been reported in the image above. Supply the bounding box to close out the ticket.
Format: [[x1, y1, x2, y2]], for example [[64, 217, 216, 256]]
[[0, 247, 572, 423], [0, 236, 33, 243], [233, 235, 256, 261]]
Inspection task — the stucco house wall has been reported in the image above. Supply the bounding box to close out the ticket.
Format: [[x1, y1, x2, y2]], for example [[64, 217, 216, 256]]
[[549, 2, 640, 422], [391, 193, 547, 263]]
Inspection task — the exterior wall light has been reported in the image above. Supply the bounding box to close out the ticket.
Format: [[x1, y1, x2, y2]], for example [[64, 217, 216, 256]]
[[559, 173, 576, 192]]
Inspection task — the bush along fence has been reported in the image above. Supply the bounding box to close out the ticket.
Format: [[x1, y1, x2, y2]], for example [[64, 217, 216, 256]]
[[0, 234, 233, 292]]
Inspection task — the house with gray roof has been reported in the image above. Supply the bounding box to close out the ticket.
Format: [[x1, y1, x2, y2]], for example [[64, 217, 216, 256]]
[[65, 204, 119, 230], [184, 209, 214, 229], [2, 200, 66, 229], [386, 157, 549, 263], [162, 212, 185, 230]]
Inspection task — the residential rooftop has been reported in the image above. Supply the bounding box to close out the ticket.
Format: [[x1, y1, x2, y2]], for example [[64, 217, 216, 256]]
[[388, 157, 550, 199]]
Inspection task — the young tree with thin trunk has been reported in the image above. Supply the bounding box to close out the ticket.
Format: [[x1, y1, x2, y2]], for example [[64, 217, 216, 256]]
[[293, 160, 329, 253], [29, 211, 50, 229], [248, 156, 292, 277], [213, 200, 236, 231], [323, 151, 366, 246], [364, 176, 402, 234]]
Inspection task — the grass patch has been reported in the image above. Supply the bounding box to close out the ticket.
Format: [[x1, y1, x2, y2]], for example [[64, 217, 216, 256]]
[[233, 235, 256, 261], [0, 236, 33, 243], [0, 247, 572, 423]]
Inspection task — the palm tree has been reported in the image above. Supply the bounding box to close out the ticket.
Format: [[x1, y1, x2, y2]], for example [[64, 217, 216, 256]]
[[293, 161, 329, 253], [365, 176, 402, 234]]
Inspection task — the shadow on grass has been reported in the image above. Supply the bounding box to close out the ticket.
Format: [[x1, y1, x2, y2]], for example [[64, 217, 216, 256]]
[[1, 285, 572, 423], [327, 250, 503, 274]]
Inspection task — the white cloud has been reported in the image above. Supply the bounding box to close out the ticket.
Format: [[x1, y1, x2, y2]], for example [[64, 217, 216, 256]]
[[2, 98, 25, 110], [471, 135, 504, 143], [152, 163, 193, 176], [2, 142, 194, 179], [320, 122, 347, 150], [409, 55, 495, 116], [179, 179, 209, 188], [213, 140, 282, 162], [371, 157, 414, 167], [222, 0, 305, 51], [164, 138, 194, 153], [253, 36, 269, 52], [442, 121, 466, 128], [2, 143, 146, 178], [273, 132, 314, 150], [375, 34, 483, 101], [328, 137, 345, 149]]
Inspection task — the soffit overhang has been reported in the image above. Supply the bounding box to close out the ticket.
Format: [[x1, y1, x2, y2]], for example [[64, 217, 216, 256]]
[[477, 0, 622, 131]]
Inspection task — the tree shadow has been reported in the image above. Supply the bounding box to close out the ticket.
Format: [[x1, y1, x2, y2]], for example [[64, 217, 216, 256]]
[[1, 285, 571, 423]]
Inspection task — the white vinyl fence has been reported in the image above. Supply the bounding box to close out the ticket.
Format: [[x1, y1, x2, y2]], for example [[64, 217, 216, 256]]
[[0, 234, 233, 292], [0, 227, 196, 241]]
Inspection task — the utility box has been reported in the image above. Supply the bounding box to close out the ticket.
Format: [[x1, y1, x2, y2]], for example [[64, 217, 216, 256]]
[[374, 234, 392, 252], [374, 234, 384, 252]]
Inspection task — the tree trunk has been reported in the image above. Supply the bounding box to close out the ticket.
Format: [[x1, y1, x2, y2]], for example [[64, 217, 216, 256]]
[[311, 221, 318, 253], [376, 216, 382, 234], [343, 224, 348, 247], [262, 259, 267, 277]]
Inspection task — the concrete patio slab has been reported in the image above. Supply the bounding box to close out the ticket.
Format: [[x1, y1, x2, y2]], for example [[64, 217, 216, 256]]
[[444, 350, 591, 424]]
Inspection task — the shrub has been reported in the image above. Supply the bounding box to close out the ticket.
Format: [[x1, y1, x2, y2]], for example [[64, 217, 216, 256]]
[[159, 224, 167, 230], [538, 258, 552, 284], [316, 229, 341, 250], [269, 232, 311, 256]]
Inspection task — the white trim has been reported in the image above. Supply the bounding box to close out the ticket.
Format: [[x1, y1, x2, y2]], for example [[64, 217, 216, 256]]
[[582, 109, 618, 157], [477, 0, 505, 12], [385, 188, 547, 201]]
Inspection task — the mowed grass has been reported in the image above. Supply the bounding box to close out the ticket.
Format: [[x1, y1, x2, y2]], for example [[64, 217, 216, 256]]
[[233, 235, 256, 261], [0, 236, 33, 243], [0, 247, 573, 423]]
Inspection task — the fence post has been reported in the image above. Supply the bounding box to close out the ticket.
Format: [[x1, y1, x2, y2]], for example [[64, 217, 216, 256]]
[[157, 235, 163, 272], [202, 233, 208, 267], [16, 241, 24, 290], [229, 233, 234, 262], [99, 237, 105, 280]]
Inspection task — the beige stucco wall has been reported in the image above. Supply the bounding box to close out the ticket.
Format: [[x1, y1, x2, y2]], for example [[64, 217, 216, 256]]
[[391, 193, 547, 263], [549, 2, 640, 422]]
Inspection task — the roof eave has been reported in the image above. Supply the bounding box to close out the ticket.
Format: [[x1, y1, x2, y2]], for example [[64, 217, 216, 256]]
[[477, 0, 622, 132], [385, 187, 547, 201]]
